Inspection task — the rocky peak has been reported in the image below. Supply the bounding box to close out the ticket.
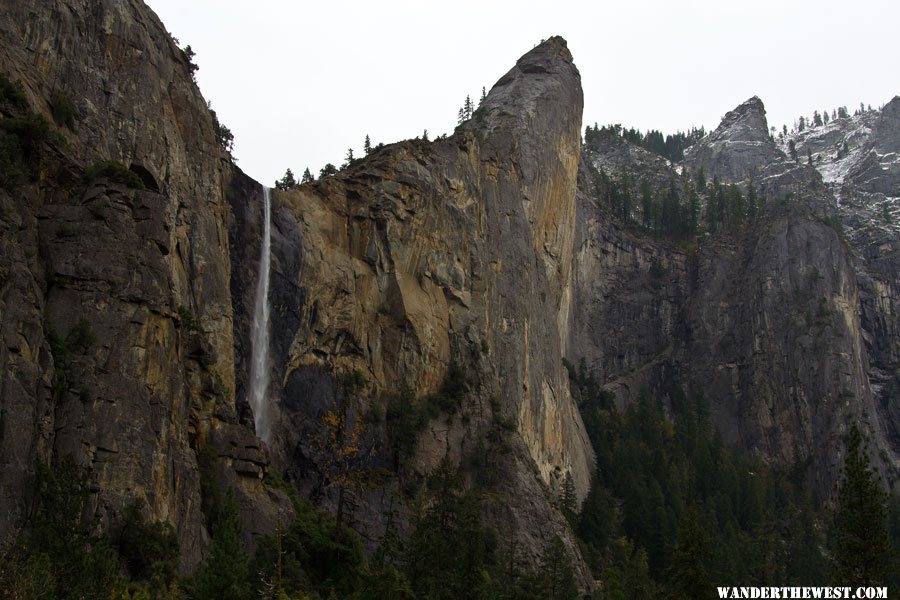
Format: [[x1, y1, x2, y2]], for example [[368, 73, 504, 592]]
[[227, 33, 594, 584], [466, 35, 582, 175], [683, 96, 803, 190], [873, 95, 900, 151], [709, 96, 770, 143]]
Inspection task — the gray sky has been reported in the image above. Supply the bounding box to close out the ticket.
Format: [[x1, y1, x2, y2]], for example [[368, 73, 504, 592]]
[[145, 0, 899, 186]]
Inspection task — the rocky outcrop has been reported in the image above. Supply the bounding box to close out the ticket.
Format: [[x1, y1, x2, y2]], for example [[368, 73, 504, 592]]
[[227, 37, 595, 579], [684, 97, 776, 183], [847, 97, 900, 197]]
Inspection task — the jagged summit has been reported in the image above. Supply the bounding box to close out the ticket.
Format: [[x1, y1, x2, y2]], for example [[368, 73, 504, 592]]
[[467, 35, 581, 160], [513, 35, 573, 74], [460, 35, 583, 211], [684, 96, 786, 185], [709, 95, 770, 143]]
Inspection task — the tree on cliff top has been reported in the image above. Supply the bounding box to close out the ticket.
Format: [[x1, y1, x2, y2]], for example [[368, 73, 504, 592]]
[[275, 168, 297, 190]]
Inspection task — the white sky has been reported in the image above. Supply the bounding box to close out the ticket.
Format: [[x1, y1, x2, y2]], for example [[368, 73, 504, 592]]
[[145, 0, 899, 186]]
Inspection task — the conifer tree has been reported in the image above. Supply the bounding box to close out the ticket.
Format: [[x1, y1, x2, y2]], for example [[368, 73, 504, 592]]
[[641, 181, 654, 229], [560, 472, 577, 525], [695, 166, 707, 192], [422, 129, 429, 142], [537, 536, 579, 600], [479, 86, 487, 107], [364, 134, 372, 155], [688, 184, 700, 233], [831, 424, 893, 586], [275, 168, 297, 190], [301, 167, 313, 184], [342, 148, 354, 169], [667, 508, 714, 600]]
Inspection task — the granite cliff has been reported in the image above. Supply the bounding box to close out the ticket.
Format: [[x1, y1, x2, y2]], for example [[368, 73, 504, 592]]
[[573, 96, 899, 496], [0, 0, 593, 581], [0, 0, 897, 591]]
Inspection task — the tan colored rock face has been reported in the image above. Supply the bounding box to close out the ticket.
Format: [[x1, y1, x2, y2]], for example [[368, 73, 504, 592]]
[[230, 39, 594, 495], [226, 37, 595, 580]]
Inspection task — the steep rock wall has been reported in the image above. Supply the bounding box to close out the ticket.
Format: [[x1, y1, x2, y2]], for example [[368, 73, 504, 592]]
[[571, 97, 900, 495], [228, 38, 595, 575], [0, 0, 286, 568]]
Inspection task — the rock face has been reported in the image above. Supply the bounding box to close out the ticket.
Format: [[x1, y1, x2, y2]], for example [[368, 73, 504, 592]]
[[1, 0, 896, 588], [0, 0, 286, 569], [571, 97, 900, 495], [684, 97, 775, 183], [780, 99, 900, 470], [228, 37, 594, 576], [0, 2, 594, 582]]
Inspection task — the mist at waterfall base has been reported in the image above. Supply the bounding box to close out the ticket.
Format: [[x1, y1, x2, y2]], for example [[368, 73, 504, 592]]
[[248, 185, 273, 444]]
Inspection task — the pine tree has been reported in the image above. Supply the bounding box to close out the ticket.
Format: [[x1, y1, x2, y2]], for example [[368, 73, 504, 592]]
[[666, 508, 714, 600], [641, 181, 654, 229], [364, 134, 372, 155], [301, 167, 313, 184], [823, 110, 830, 125], [798, 116, 806, 132], [182, 45, 199, 81], [560, 472, 577, 525], [319, 163, 337, 178], [464, 95, 473, 119], [831, 424, 893, 586], [695, 166, 707, 192], [422, 129, 429, 142], [342, 148, 354, 169], [457, 107, 465, 125], [479, 86, 487, 107], [275, 168, 297, 190], [537, 536, 579, 600], [747, 181, 758, 221]]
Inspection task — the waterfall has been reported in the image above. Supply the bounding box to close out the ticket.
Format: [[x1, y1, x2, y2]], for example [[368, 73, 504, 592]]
[[248, 185, 273, 443]]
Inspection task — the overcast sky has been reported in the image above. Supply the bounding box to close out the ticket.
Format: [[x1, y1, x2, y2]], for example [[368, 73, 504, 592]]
[[145, 0, 899, 187]]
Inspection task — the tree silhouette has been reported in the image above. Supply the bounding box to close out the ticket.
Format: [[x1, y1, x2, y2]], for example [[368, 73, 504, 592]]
[[831, 424, 893, 586], [275, 168, 296, 190]]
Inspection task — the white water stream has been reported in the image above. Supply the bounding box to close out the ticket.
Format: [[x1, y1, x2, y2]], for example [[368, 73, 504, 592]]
[[248, 185, 273, 443]]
